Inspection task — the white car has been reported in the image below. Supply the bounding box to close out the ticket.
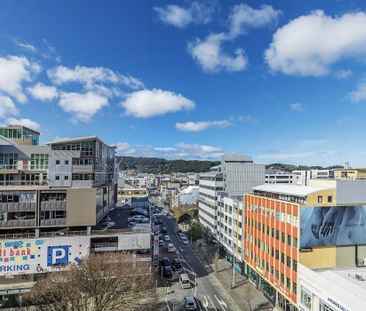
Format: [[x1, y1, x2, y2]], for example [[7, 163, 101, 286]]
[[166, 243, 176, 253], [128, 215, 149, 223], [164, 235, 171, 242], [181, 237, 189, 245]]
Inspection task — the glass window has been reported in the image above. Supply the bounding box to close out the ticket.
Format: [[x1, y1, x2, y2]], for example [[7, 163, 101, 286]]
[[287, 235, 292, 246], [294, 237, 298, 248], [287, 256, 291, 267], [301, 287, 312, 309], [318, 196, 323, 203], [328, 196, 332, 203]]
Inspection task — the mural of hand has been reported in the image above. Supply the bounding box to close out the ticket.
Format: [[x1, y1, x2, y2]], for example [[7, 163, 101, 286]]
[[321, 221, 334, 237]]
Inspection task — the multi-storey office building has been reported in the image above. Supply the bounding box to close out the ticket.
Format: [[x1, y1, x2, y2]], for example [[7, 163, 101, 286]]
[[292, 170, 334, 186], [198, 170, 224, 232], [0, 126, 150, 304], [243, 180, 366, 311], [265, 168, 296, 184]]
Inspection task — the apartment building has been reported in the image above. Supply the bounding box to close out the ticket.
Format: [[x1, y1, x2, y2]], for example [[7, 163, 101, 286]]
[[266, 168, 296, 184], [292, 170, 333, 186], [0, 126, 150, 304], [243, 180, 366, 311], [199, 154, 264, 272]]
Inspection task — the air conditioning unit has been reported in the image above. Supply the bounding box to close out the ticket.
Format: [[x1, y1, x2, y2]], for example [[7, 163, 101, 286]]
[[355, 273, 365, 281]]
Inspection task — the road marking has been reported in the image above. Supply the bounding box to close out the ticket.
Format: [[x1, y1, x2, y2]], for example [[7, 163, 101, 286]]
[[202, 295, 209, 309], [164, 297, 171, 311], [208, 296, 218, 311], [196, 297, 204, 311], [214, 295, 227, 311]]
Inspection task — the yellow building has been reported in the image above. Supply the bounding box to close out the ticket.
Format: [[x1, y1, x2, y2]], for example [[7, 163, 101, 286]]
[[334, 168, 366, 180]]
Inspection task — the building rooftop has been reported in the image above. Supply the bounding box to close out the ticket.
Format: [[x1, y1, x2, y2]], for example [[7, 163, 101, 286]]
[[316, 267, 366, 300], [252, 184, 331, 197], [221, 153, 253, 162], [46, 136, 99, 145]]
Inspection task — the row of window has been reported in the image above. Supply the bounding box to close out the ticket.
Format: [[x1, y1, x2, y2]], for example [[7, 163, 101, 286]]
[[246, 204, 299, 227], [199, 184, 224, 191], [246, 223, 298, 248], [247, 249, 297, 294], [252, 191, 306, 204]]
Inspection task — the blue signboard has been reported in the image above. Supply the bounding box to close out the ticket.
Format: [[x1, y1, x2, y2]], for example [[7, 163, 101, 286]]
[[47, 245, 69, 266]]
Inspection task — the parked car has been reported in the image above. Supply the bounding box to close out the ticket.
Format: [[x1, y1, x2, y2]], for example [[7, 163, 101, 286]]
[[179, 233, 186, 239], [179, 273, 191, 289], [127, 222, 136, 228], [171, 258, 183, 272], [181, 237, 189, 245], [128, 215, 149, 222], [161, 227, 167, 234], [131, 208, 148, 217], [162, 265, 173, 277], [161, 256, 171, 267], [167, 243, 176, 253], [164, 235, 171, 242], [184, 296, 197, 310], [159, 239, 164, 247]]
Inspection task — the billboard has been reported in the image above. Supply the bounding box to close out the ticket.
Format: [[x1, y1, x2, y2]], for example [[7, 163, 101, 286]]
[[300, 205, 366, 248]]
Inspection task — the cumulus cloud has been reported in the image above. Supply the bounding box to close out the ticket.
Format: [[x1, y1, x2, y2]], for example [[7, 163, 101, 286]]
[[289, 103, 304, 112], [0, 96, 18, 118], [115, 141, 222, 160], [189, 4, 280, 72], [228, 4, 282, 37], [58, 91, 108, 122], [265, 10, 366, 76], [155, 2, 215, 28], [121, 88, 195, 118], [47, 65, 144, 90], [27, 83, 58, 101], [188, 33, 247, 72], [176, 120, 232, 132], [0, 55, 40, 103], [347, 79, 366, 103], [5, 117, 40, 131]]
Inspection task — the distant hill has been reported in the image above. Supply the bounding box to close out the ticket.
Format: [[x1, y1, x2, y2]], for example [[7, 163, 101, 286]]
[[266, 163, 343, 172], [117, 156, 220, 174], [116, 156, 343, 174]]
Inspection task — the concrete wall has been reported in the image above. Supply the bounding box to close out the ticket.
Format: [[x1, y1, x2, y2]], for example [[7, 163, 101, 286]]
[[66, 188, 96, 226]]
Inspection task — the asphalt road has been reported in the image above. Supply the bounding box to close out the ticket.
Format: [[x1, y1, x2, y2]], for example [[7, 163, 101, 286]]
[[158, 212, 238, 311]]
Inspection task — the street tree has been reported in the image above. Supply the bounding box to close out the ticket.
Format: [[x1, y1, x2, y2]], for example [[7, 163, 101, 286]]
[[178, 212, 192, 229], [27, 253, 158, 311]]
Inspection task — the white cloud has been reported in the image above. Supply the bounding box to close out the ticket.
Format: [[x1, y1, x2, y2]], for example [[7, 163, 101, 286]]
[[155, 2, 215, 28], [188, 33, 247, 72], [334, 69, 352, 79], [58, 91, 108, 122], [237, 114, 257, 122], [175, 120, 232, 132], [47, 65, 144, 90], [265, 11, 366, 76], [348, 79, 366, 103], [289, 103, 304, 112], [5, 118, 40, 131], [0, 96, 18, 118], [27, 83, 58, 101], [228, 4, 281, 37], [176, 142, 221, 154], [121, 88, 195, 118], [115, 141, 222, 160], [0, 55, 40, 103], [12, 38, 37, 52], [188, 4, 279, 73]]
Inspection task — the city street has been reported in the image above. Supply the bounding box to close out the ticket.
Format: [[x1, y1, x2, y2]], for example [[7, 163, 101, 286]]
[[157, 212, 240, 311]]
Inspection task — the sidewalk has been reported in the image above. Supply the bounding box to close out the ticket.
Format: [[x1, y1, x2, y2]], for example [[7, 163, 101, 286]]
[[192, 241, 273, 311]]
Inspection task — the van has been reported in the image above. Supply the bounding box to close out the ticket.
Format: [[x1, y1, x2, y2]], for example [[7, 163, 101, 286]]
[[179, 273, 191, 289]]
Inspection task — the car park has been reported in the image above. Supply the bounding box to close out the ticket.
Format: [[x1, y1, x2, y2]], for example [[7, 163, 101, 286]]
[[164, 235, 171, 241], [172, 258, 183, 272], [184, 296, 197, 310], [179, 273, 191, 289], [166, 243, 176, 253]]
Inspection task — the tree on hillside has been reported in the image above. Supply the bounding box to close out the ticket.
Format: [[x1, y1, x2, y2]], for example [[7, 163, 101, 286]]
[[27, 253, 158, 311]]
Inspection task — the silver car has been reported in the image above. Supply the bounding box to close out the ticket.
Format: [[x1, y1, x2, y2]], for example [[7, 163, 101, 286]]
[[184, 296, 197, 310]]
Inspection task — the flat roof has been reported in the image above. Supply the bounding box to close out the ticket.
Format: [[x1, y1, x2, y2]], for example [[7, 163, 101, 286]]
[[316, 267, 366, 299], [222, 153, 253, 162], [252, 184, 332, 196], [46, 136, 99, 145]]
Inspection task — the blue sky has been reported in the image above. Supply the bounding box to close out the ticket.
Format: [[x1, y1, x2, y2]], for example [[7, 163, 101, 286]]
[[1, 1, 366, 166]]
